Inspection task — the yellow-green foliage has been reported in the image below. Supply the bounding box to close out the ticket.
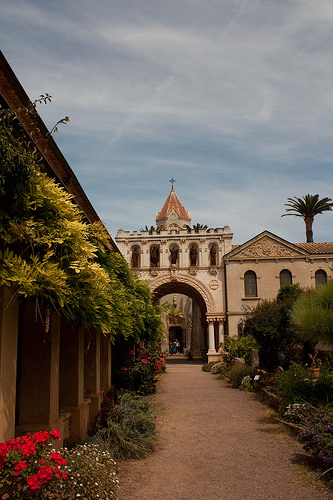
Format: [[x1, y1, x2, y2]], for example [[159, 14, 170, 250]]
[[0, 105, 163, 343]]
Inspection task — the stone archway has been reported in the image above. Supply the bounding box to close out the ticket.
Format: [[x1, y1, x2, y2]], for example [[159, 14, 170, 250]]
[[150, 274, 216, 358]]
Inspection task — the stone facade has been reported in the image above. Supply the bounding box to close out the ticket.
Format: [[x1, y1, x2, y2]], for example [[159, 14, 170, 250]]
[[116, 188, 233, 360], [225, 231, 333, 337], [116, 191, 333, 361]]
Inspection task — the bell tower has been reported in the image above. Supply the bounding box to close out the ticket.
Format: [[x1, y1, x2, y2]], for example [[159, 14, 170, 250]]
[[156, 186, 191, 232]]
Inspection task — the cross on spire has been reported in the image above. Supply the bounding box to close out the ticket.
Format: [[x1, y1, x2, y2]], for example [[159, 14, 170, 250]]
[[169, 178, 176, 187]]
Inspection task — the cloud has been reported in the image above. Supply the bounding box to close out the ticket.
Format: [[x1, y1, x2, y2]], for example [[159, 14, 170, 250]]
[[1, 0, 332, 243]]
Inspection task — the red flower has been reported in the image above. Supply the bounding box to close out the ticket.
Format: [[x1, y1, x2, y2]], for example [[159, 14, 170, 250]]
[[14, 460, 27, 476], [123, 367, 127, 371], [142, 359, 147, 364], [27, 475, 40, 494], [21, 441, 36, 457], [0, 443, 9, 458], [37, 465, 53, 484], [50, 452, 66, 466], [62, 472, 68, 479], [6, 437, 21, 451], [33, 431, 49, 443], [129, 350, 135, 356], [40, 459, 45, 465], [49, 430, 61, 441]]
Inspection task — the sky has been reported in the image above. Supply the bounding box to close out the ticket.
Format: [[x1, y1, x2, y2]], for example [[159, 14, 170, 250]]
[[1, 0, 333, 244]]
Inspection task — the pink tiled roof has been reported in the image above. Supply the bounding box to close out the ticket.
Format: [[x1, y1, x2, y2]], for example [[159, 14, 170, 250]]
[[156, 187, 190, 220]]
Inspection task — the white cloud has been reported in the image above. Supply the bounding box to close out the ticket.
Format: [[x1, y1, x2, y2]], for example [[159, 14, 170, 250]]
[[1, 0, 333, 243]]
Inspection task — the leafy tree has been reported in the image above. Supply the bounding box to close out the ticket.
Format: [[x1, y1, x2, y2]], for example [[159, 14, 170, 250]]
[[282, 194, 333, 243], [291, 280, 333, 347], [244, 284, 303, 370]]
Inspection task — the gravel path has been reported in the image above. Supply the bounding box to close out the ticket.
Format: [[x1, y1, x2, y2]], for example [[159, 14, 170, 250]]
[[117, 355, 333, 500]]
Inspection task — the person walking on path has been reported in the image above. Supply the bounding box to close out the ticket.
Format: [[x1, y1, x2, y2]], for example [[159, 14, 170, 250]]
[[118, 357, 333, 500]]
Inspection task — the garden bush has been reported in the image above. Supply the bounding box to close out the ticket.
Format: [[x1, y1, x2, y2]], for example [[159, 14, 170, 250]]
[[211, 361, 228, 375], [315, 366, 333, 405], [91, 392, 157, 460], [113, 346, 166, 396], [202, 361, 218, 372], [225, 364, 253, 388], [275, 363, 316, 406]]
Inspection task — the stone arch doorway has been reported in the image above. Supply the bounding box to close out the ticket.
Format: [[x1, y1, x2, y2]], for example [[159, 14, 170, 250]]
[[169, 326, 183, 353], [151, 278, 210, 358]]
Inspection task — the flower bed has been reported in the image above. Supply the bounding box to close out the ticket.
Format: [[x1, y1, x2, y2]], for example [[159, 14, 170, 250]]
[[0, 430, 119, 499]]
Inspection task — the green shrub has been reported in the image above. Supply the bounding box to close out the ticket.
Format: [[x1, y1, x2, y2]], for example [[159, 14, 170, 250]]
[[316, 366, 333, 405], [276, 363, 316, 406], [91, 393, 156, 460], [211, 361, 228, 375], [113, 346, 166, 396], [202, 361, 218, 372], [237, 335, 259, 365], [221, 335, 259, 366], [225, 364, 253, 388]]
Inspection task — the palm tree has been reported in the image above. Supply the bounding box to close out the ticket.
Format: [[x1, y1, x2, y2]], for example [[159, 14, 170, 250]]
[[186, 223, 208, 233], [282, 194, 333, 243]]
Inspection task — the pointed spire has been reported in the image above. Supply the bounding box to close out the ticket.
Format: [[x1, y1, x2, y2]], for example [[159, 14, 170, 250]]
[[156, 186, 191, 232]]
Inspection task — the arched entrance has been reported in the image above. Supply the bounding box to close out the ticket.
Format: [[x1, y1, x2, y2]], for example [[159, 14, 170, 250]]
[[149, 274, 226, 360], [151, 276, 213, 358]]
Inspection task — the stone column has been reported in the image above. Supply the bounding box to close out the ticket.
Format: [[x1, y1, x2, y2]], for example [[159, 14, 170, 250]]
[[207, 320, 216, 354], [200, 239, 205, 266], [142, 240, 147, 267], [84, 330, 102, 427], [180, 239, 186, 267], [60, 322, 89, 441], [161, 241, 167, 267], [0, 287, 19, 442], [218, 321, 225, 346], [17, 303, 61, 435]]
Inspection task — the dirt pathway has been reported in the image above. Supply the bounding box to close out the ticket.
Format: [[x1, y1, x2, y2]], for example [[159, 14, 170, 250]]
[[117, 356, 333, 500]]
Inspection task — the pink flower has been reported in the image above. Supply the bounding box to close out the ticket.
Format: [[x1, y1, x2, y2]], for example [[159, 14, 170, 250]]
[[142, 359, 147, 364], [123, 367, 127, 371], [129, 350, 135, 356]]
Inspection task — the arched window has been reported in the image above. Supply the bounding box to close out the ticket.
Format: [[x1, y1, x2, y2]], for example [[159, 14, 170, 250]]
[[244, 271, 257, 297], [315, 269, 327, 287], [280, 269, 292, 288]]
